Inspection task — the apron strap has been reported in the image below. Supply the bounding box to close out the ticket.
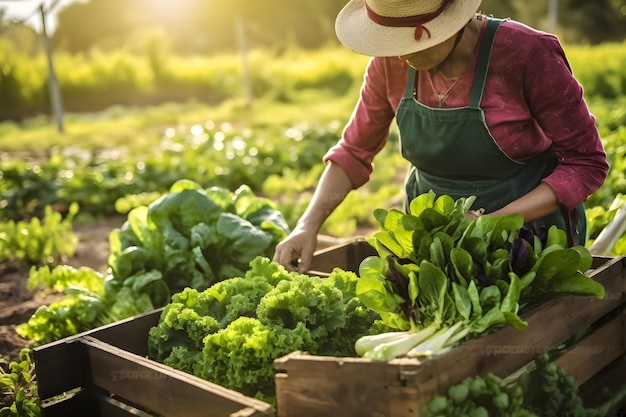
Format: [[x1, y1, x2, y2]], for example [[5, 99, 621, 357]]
[[469, 18, 505, 109], [404, 67, 417, 99]]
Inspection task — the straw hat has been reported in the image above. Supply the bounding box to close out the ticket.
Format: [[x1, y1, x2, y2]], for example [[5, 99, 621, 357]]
[[335, 0, 482, 57]]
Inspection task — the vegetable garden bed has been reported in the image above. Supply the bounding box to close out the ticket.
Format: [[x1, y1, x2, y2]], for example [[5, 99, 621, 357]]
[[32, 240, 625, 417]]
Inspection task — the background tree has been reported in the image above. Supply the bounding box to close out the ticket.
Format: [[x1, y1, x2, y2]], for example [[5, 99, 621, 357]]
[[560, 0, 626, 43], [3, 0, 623, 55], [52, 0, 135, 52], [0, 8, 41, 56]]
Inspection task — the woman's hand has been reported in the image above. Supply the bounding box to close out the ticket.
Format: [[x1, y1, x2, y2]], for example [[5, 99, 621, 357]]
[[273, 225, 319, 273], [273, 162, 354, 273], [466, 207, 485, 220]]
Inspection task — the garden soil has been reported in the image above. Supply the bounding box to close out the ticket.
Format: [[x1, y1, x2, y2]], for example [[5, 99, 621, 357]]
[[0, 215, 126, 362]]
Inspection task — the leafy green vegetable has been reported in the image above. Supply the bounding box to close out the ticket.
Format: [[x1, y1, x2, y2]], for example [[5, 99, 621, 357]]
[[108, 180, 290, 302], [0, 203, 79, 267], [422, 372, 536, 417], [15, 265, 109, 344], [519, 353, 626, 417], [0, 349, 40, 417], [354, 191, 605, 360], [17, 180, 291, 346], [423, 353, 626, 417], [148, 257, 380, 401]]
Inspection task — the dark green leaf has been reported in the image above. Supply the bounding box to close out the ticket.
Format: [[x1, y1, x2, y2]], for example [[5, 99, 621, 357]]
[[452, 283, 472, 321], [450, 247, 473, 287]]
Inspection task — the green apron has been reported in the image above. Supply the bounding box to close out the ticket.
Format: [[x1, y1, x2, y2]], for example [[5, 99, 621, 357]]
[[397, 18, 586, 246]]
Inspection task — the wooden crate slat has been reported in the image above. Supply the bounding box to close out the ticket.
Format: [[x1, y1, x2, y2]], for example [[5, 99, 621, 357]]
[[40, 389, 96, 417], [40, 390, 156, 417], [591, 256, 614, 269], [33, 340, 85, 400], [275, 372, 397, 417], [34, 309, 164, 400], [579, 354, 626, 410], [229, 407, 280, 417], [388, 386, 420, 417], [275, 351, 421, 375], [81, 336, 275, 417], [82, 308, 163, 356], [307, 238, 376, 274], [98, 393, 156, 417], [554, 306, 626, 386]]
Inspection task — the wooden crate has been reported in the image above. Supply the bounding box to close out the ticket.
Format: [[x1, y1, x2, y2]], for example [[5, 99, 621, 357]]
[[33, 308, 275, 417], [274, 240, 626, 417]]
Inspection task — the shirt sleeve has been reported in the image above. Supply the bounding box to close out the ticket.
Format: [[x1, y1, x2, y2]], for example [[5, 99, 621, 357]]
[[522, 33, 608, 210], [323, 57, 398, 188]]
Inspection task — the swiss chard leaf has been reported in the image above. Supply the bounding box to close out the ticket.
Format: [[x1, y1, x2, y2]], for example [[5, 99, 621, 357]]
[[429, 237, 446, 270], [467, 280, 482, 319], [449, 247, 474, 287], [500, 273, 522, 313], [356, 256, 400, 314], [470, 306, 506, 334], [479, 285, 501, 310], [452, 283, 472, 321], [408, 190, 436, 216], [527, 247, 604, 299], [532, 270, 605, 299], [417, 260, 448, 326]]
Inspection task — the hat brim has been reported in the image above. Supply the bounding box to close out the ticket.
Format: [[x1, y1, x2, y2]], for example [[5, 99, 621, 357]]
[[335, 0, 482, 57]]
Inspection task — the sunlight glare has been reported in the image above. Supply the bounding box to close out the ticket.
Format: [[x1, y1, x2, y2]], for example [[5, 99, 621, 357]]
[[145, 0, 192, 23]]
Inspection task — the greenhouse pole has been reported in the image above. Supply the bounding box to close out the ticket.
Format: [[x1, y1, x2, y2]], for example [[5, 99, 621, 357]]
[[40, 3, 64, 133], [235, 15, 253, 108], [548, 0, 558, 34]]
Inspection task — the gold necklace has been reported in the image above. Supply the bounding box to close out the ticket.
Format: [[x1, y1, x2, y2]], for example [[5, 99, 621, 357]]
[[428, 74, 460, 107], [427, 23, 466, 107]]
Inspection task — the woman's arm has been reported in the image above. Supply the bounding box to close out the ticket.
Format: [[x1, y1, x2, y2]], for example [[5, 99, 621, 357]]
[[273, 162, 354, 272], [488, 182, 559, 222], [523, 33, 608, 210], [274, 58, 402, 272]]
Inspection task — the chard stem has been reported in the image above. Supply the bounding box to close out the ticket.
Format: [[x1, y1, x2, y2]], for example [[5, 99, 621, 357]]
[[406, 322, 464, 357], [364, 326, 436, 361]]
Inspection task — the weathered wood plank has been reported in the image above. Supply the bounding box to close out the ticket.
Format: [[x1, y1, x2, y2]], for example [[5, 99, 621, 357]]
[[81, 336, 275, 417], [554, 307, 625, 386], [40, 389, 95, 417], [307, 238, 377, 275], [97, 393, 155, 417], [34, 308, 163, 400], [579, 354, 626, 410], [33, 340, 85, 400], [82, 308, 162, 356]]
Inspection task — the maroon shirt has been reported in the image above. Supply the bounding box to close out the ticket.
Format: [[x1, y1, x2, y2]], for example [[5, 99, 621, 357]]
[[324, 19, 608, 210]]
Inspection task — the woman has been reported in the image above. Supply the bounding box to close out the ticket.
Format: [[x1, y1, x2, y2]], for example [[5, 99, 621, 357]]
[[273, 0, 608, 272]]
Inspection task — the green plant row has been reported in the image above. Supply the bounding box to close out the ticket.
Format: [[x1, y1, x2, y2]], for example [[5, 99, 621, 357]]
[[0, 204, 78, 267], [16, 180, 290, 346], [0, 120, 405, 237], [0, 42, 368, 121], [0, 121, 341, 221], [1, 41, 625, 121]]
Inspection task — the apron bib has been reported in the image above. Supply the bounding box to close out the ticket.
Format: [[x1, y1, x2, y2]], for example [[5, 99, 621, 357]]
[[397, 18, 586, 246]]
